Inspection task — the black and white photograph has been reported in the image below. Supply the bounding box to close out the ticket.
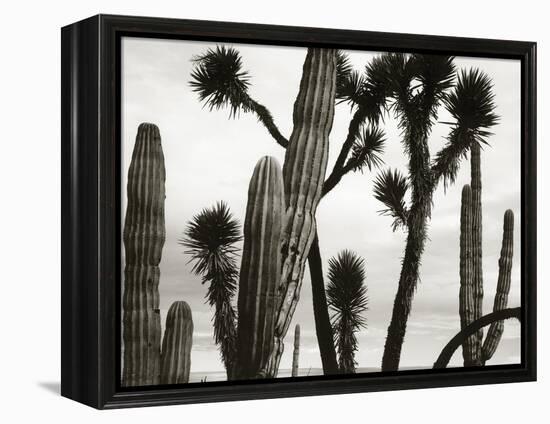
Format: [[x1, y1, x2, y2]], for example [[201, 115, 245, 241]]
[[120, 38, 522, 386], [2, 0, 545, 420]]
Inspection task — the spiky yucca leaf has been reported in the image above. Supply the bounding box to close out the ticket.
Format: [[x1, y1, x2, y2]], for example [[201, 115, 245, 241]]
[[347, 126, 386, 172], [190, 46, 251, 117], [335, 53, 389, 123], [445, 68, 499, 133], [336, 50, 353, 85], [411, 54, 456, 118], [367, 53, 415, 115], [189, 45, 289, 148], [179, 201, 242, 375], [433, 68, 499, 188], [181, 201, 241, 280], [327, 250, 368, 374], [336, 69, 365, 106], [373, 169, 409, 231]]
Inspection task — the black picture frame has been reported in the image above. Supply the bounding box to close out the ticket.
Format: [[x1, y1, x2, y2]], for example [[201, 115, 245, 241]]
[[61, 14, 537, 409]]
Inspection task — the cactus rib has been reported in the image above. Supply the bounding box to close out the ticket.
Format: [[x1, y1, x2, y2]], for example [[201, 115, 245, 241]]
[[471, 142, 484, 354], [122, 123, 166, 387], [160, 301, 193, 384], [268, 48, 337, 376], [459, 184, 478, 366], [291, 324, 301, 377], [235, 156, 285, 379], [481, 210, 514, 363]]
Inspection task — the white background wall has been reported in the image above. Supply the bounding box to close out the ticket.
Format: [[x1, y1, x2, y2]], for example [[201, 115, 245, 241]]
[[0, 0, 545, 422]]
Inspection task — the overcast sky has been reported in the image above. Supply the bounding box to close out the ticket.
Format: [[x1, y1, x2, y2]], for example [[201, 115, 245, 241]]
[[121, 37, 521, 376]]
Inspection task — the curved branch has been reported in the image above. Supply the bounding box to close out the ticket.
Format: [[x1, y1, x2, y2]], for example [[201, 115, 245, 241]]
[[433, 307, 521, 369], [323, 109, 365, 196], [248, 99, 289, 148]]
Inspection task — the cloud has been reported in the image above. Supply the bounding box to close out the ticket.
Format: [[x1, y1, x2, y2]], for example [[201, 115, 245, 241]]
[[122, 38, 522, 373]]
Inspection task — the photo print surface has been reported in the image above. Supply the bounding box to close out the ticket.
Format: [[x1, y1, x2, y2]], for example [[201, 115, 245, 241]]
[[120, 36, 521, 386]]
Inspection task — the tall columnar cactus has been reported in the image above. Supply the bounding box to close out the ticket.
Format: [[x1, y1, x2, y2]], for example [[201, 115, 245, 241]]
[[471, 142, 484, 355], [459, 185, 477, 365], [457, 189, 515, 366], [481, 210, 514, 363], [268, 48, 337, 376], [235, 156, 285, 379], [291, 324, 301, 377], [160, 301, 193, 384], [122, 123, 166, 387]]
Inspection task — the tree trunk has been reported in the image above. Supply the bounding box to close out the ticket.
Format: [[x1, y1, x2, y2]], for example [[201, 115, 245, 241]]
[[308, 234, 339, 374], [381, 130, 431, 372], [381, 205, 428, 371]]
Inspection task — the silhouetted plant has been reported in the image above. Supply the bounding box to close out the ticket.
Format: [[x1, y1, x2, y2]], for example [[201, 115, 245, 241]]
[[122, 123, 165, 387], [371, 53, 456, 371], [234, 156, 284, 379], [458, 185, 515, 366], [190, 46, 287, 147], [190, 46, 387, 376], [326, 250, 369, 374], [434, 69, 499, 364], [179, 201, 242, 378], [373, 56, 499, 371], [373, 169, 409, 232]]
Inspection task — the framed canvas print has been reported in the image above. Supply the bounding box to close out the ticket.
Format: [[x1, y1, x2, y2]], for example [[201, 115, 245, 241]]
[[61, 14, 537, 409]]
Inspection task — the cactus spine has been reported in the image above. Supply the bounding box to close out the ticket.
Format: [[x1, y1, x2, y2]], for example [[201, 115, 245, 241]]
[[235, 156, 285, 379], [471, 142, 484, 357], [459, 185, 477, 365], [122, 123, 166, 386], [291, 324, 300, 377], [268, 48, 337, 376], [481, 210, 514, 363]]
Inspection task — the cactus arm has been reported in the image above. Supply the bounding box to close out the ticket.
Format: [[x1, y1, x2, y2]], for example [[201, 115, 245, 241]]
[[160, 301, 193, 384], [268, 48, 337, 376], [235, 156, 285, 379], [471, 142, 484, 355], [122, 123, 166, 386], [481, 210, 514, 363], [291, 324, 301, 377], [459, 184, 478, 366], [433, 307, 521, 369]]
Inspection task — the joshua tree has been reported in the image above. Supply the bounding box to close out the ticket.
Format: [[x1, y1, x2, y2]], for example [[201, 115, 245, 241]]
[[190, 46, 386, 375], [435, 69, 499, 363], [179, 201, 242, 378], [372, 56, 499, 371], [326, 250, 369, 374]]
